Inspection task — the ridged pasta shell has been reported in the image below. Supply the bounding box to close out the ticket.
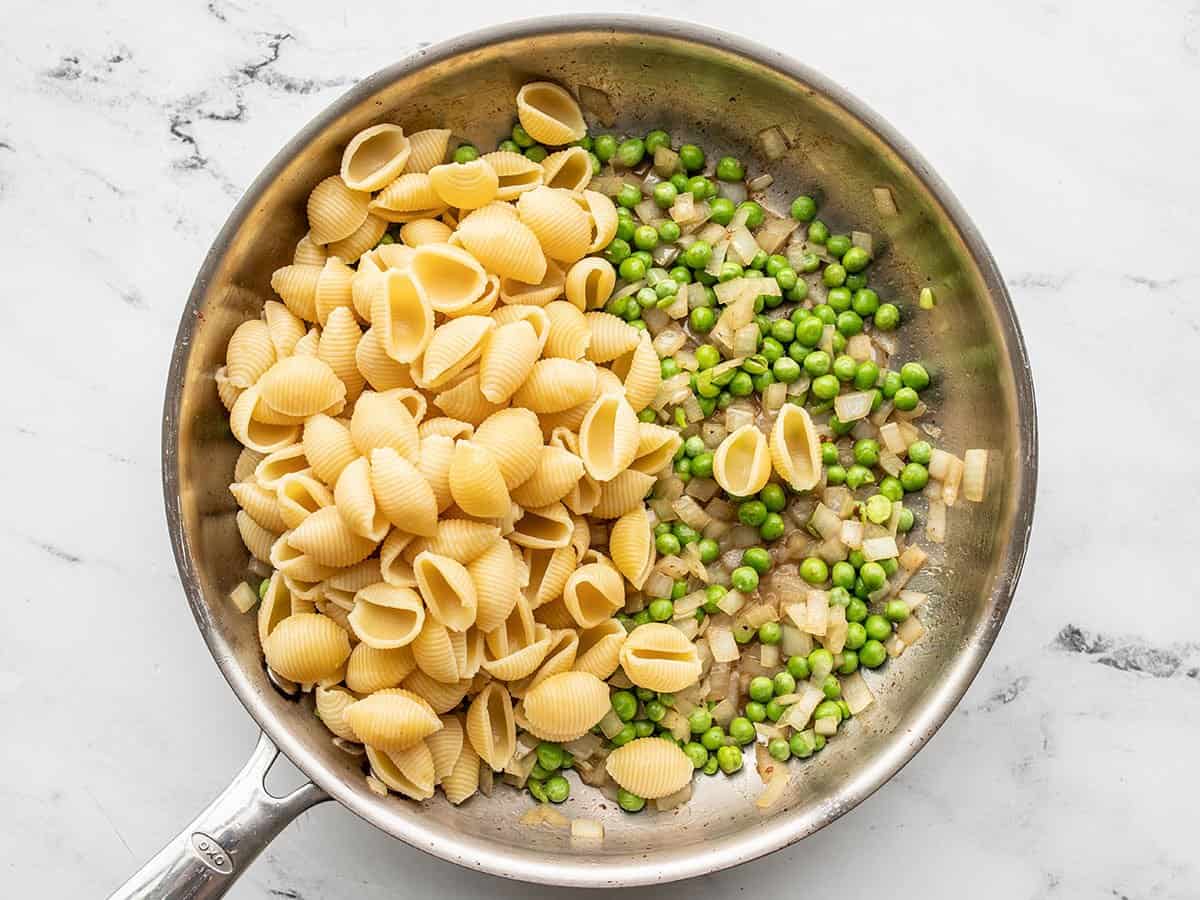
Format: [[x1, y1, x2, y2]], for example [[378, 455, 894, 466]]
[[713, 424, 773, 496], [351, 389, 420, 461], [230, 480, 287, 533], [521, 671, 610, 742], [258, 356, 346, 418], [592, 469, 657, 519], [478, 320, 539, 404], [226, 320, 276, 388], [511, 628, 579, 697], [515, 81, 587, 145], [466, 682, 516, 771], [454, 209, 547, 285], [327, 558, 383, 594], [769, 403, 821, 491], [314, 257, 355, 326], [609, 506, 655, 589], [294, 233, 328, 267], [400, 217, 453, 247], [275, 473, 334, 530], [516, 187, 592, 264], [270, 264, 322, 323], [292, 327, 321, 358], [407, 518, 501, 564], [482, 624, 553, 681], [257, 573, 293, 647], [512, 358, 597, 414], [574, 619, 626, 680], [254, 444, 310, 489], [418, 417, 473, 441], [612, 334, 661, 412], [269, 529, 337, 583], [471, 408, 542, 489], [630, 422, 683, 476], [540, 147, 592, 192], [318, 306, 365, 401], [403, 670, 470, 715], [290, 505, 377, 567], [409, 243, 488, 314], [349, 583, 425, 649], [379, 528, 417, 587], [498, 259, 565, 307], [426, 714, 464, 780], [345, 643, 416, 694], [429, 158, 499, 210], [370, 269, 434, 364], [584, 311, 640, 363], [326, 214, 387, 265], [443, 273, 501, 319], [404, 128, 452, 174], [510, 445, 584, 508], [369, 447, 438, 536], [582, 190, 618, 254], [563, 559, 625, 628], [605, 737, 695, 800], [367, 742, 436, 801], [508, 502, 574, 550], [346, 687, 441, 751], [523, 546, 575, 609], [411, 617, 461, 684], [619, 622, 702, 692], [485, 589, 537, 655], [533, 597, 574, 629], [263, 613, 351, 683], [369, 172, 448, 222], [387, 387, 427, 423], [415, 433, 455, 512], [414, 551, 477, 632], [263, 301, 306, 358], [333, 457, 389, 541], [307, 175, 370, 244], [355, 328, 414, 391], [418, 315, 494, 388], [481, 150, 545, 201], [314, 685, 359, 741], [540, 300, 590, 360], [303, 414, 359, 485], [563, 258, 615, 313], [466, 540, 519, 633], [442, 731, 480, 804], [579, 392, 639, 482], [431, 371, 506, 425], [235, 447, 266, 483], [341, 124, 411, 192], [449, 440, 511, 518], [490, 303, 551, 350]]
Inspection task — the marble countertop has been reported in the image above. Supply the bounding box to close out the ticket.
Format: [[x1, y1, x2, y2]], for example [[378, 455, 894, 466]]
[[3, 0, 1197, 897]]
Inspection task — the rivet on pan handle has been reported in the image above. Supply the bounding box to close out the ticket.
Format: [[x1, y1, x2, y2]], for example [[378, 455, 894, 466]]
[[105, 732, 328, 900]]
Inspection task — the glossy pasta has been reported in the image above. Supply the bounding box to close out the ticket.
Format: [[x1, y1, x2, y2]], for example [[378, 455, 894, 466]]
[[619, 623, 702, 692], [520, 671, 610, 741], [605, 738, 695, 800]]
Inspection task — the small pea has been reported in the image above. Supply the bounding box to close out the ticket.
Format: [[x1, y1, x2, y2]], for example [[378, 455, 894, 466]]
[[874, 302, 901, 330], [617, 787, 646, 812], [790, 195, 817, 221], [678, 143, 705, 172], [717, 745, 743, 774]]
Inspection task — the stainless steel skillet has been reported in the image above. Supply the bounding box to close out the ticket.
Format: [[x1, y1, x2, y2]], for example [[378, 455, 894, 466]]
[[111, 15, 1037, 897]]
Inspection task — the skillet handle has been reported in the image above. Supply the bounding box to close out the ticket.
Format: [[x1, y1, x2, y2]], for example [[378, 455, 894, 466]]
[[106, 731, 329, 900]]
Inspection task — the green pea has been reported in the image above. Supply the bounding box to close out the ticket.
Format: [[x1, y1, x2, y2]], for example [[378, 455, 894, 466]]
[[741, 700, 765, 723], [899, 462, 929, 494], [742, 547, 772, 574], [718, 261, 743, 282], [881, 558, 898, 577], [851, 287, 879, 317], [528, 778, 548, 802], [689, 307, 716, 332], [790, 195, 817, 221], [587, 152, 602, 174], [689, 707, 713, 734], [865, 614, 892, 642], [808, 647, 834, 675], [893, 387, 919, 412], [838, 650, 860, 674], [530, 761, 552, 781], [611, 722, 637, 746], [842, 246, 871, 273], [615, 216, 636, 242], [708, 196, 735, 226], [602, 239, 630, 266], [731, 566, 759, 592], [646, 598, 673, 622], [752, 370, 774, 393], [874, 302, 900, 330], [736, 201, 764, 228], [524, 145, 548, 163], [632, 225, 658, 252], [811, 374, 839, 401], [901, 362, 931, 391], [631, 249, 653, 268], [761, 738, 788, 762], [611, 690, 638, 721], [258, 578, 271, 600], [860, 639, 887, 668], [864, 494, 891, 525], [789, 649, 815, 679], [853, 360, 880, 392], [765, 699, 784, 721], [645, 700, 667, 724], [655, 532, 681, 557], [754, 620, 781, 645], [617, 787, 646, 812], [728, 371, 754, 396], [645, 129, 671, 153], [451, 143, 480, 164], [771, 356, 800, 384], [632, 609, 651, 627], [830, 415, 855, 437], [795, 316, 824, 347], [687, 175, 714, 199], [879, 476, 904, 502], [853, 439, 880, 467], [717, 744, 743, 774], [823, 562, 851, 591], [836, 310, 863, 336], [753, 484, 785, 515], [615, 138, 646, 168], [905, 441, 932, 465], [812, 304, 836, 325], [885, 599, 910, 623], [861, 562, 887, 592], [544, 773, 571, 804], [729, 716, 756, 745], [701, 726, 725, 751], [789, 731, 815, 758], [673, 522, 699, 545], [497, 139, 521, 154], [704, 584, 727, 614], [593, 134, 617, 162], [846, 597, 868, 622], [800, 556, 828, 584], [827, 287, 852, 313], [683, 241, 712, 269], [691, 450, 714, 478], [772, 671, 796, 697], [808, 220, 830, 244], [803, 350, 831, 378], [536, 742, 565, 771], [667, 173, 689, 195], [747, 678, 775, 708], [818, 675, 841, 701], [716, 155, 745, 181], [679, 143, 705, 172], [658, 220, 681, 243], [702, 753, 720, 775], [880, 370, 903, 399], [828, 354, 853, 382], [636, 687, 655, 702], [692, 537, 719, 566], [618, 257, 646, 282], [617, 184, 642, 210], [814, 700, 842, 725], [652, 181, 678, 209], [758, 337, 782, 365], [897, 507, 914, 532], [658, 358, 680, 381], [825, 234, 852, 258], [683, 741, 709, 769], [511, 124, 535, 148]]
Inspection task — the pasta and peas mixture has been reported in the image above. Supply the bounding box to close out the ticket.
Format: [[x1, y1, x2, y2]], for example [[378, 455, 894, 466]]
[[220, 80, 989, 826]]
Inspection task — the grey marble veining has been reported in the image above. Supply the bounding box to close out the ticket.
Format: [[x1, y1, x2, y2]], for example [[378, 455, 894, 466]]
[[2, 0, 1198, 897]]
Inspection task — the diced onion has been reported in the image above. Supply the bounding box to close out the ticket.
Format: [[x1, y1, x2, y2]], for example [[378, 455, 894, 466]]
[[571, 819, 604, 841], [899, 544, 927, 573], [654, 145, 681, 177], [643, 569, 674, 599], [670, 191, 695, 223], [757, 124, 789, 160], [845, 333, 875, 362], [760, 642, 780, 668], [926, 500, 947, 543], [834, 391, 874, 422], [657, 554, 689, 578], [763, 380, 787, 411], [682, 394, 704, 423], [780, 624, 812, 657], [598, 709, 625, 739], [685, 477, 720, 502], [747, 173, 774, 192], [652, 324, 688, 357], [635, 198, 659, 224], [696, 221, 726, 244], [879, 449, 903, 478], [729, 226, 761, 265], [896, 615, 925, 645], [878, 422, 906, 456], [814, 717, 837, 737], [840, 519, 863, 549], [733, 323, 759, 356], [717, 180, 748, 205], [707, 627, 739, 663], [809, 503, 841, 540], [928, 448, 955, 480], [655, 782, 693, 811], [885, 633, 906, 658], [717, 589, 747, 616], [588, 174, 625, 196], [861, 535, 898, 561], [673, 495, 712, 530], [962, 449, 988, 502], [778, 684, 824, 730], [613, 279, 645, 301], [652, 243, 680, 268], [710, 697, 736, 727], [942, 455, 965, 506], [564, 733, 603, 760], [804, 591, 828, 635], [724, 404, 755, 432], [705, 497, 736, 521], [851, 231, 873, 255], [229, 581, 258, 613], [872, 186, 898, 216], [727, 525, 760, 549], [755, 215, 798, 254], [756, 768, 790, 810], [704, 238, 730, 277], [841, 670, 875, 714]]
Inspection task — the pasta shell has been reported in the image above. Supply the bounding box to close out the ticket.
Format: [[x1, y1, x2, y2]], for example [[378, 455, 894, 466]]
[[346, 688, 441, 751], [230, 480, 287, 533], [341, 124, 412, 192], [432, 371, 506, 425], [263, 301, 307, 358], [216, 369, 243, 413], [418, 316, 494, 388], [326, 214, 387, 265], [405, 128, 452, 174], [314, 257, 355, 326], [591, 469, 656, 519], [307, 174, 370, 244], [379, 528, 417, 587], [276, 473, 335, 530], [541, 300, 591, 359], [314, 685, 359, 741], [467, 540, 519, 633], [270, 264, 321, 323], [515, 82, 587, 145], [472, 408, 542, 489], [533, 597, 575, 629], [498, 259, 565, 307], [540, 147, 592, 192], [415, 433, 455, 512], [466, 682, 516, 771], [448, 440, 511, 518], [508, 502, 574, 550], [369, 447, 438, 536], [386, 387, 427, 423], [237, 510, 278, 563], [254, 443, 309, 489], [409, 243, 488, 314], [523, 546, 574, 609], [263, 613, 351, 683], [521, 671, 610, 742], [609, 506, 655, 589], [516, 187, 592, 263], [582, 190, 618, 254], [355, 327, 414, 391], [482, 624, 552, 682], [713, 424, 772, 496], [485, 590, 538, 656], [367, 742, 436, 801], [290, 505, 377, 567], [412, 617, 461, 684], [769, 403, 821, 491], [351, 389, 420, 461], [427, 714, 464, 780], [429, 158, 499, 210], [418, 417, 473, 441], [443, 273, 501, 319], [605, 737, 695, 800], [414, 551, 477, 632], [258, 356, 346, 418], [226, 320, 276, 388], [584, 311, 640, 363], [369, 172, 448, 222], [454, 209, 546, 285], [510, 627, 578, 696], [345, 643, 416, 694], [610, 334, 661, 412], [619, 623, 702, 692], [318, 306, 365, 401], [481, 150, 544, 201], [630, 422, 683, 476], [370, 269, 434, 364], [579, 392, 639, 482], [303, 414, 359, 485], [333, 457, 389, 541], [234, 447, 265, 483], [563, 559, 625, 628], [293, 233, 328, 267], [512, 358, 597, 413], [489, 304, 551, 352], [403, 670, 470, 715], [563, 258, 615, 313], [292, 327, 321, 358], [510, 445, 584, 508], [400, 217, 453, 247], [407, 518, 501, 564], [478, 320, 539, 404], [442, 732, 480, 804], [327, 558, 383, 594], [574, 619, 626, 680], [349, 583, 425, 649]]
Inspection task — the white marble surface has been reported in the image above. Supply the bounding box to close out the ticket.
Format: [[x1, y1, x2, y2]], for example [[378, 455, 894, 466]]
[[2, 0, 1198, 897]]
